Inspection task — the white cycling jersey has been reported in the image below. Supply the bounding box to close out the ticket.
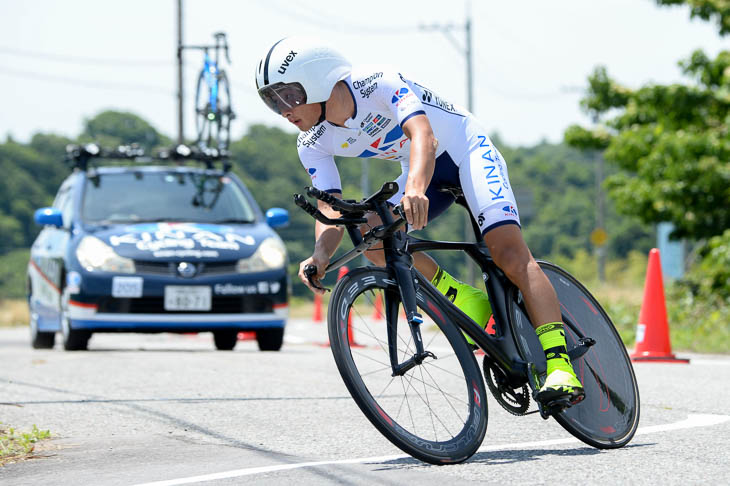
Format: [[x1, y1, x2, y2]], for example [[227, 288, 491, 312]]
[[297, 65, 520, 235]]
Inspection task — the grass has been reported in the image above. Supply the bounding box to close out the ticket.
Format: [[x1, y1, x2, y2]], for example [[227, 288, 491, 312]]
[[0, 299, 27, 328], [4, 260, 727, 353], [0, 424, 51, 466]]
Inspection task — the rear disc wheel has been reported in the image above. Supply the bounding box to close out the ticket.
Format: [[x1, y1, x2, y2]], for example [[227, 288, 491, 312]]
[[509, 261, 640, 448]]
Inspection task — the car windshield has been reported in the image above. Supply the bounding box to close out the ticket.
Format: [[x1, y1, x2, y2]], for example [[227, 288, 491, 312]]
[[81, 171, 257, 224]]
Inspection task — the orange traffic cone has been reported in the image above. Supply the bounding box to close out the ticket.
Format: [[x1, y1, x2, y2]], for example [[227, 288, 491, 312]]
[[631, 248, 689, 363], [318, 266, 363, 347], [313, 293, 323, 322], [372, 292, 383, 320], [335, 267, 362, 347], [237, 331, 256, 341]]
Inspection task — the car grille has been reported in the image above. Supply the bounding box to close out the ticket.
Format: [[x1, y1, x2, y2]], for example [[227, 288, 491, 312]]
[[133, 260, 238, 277], [97, 296, 274, 314]]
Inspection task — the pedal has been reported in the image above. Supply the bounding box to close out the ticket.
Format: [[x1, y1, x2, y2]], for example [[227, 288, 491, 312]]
[[537, 397, 573, 419]]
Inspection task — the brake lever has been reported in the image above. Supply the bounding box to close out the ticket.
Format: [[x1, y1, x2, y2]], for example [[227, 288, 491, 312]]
[[304, 264, 330, 293]]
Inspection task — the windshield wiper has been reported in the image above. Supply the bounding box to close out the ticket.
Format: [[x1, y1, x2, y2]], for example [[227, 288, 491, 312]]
[[211, 218, 255, 224]]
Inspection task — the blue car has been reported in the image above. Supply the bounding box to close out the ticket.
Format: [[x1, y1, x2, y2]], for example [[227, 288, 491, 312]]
[[28, 161, 290, 351]]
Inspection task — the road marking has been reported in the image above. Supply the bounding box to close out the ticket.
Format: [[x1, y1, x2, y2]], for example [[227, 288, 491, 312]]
[[687, 359, 730, 366], [132, 413, 729, 486]]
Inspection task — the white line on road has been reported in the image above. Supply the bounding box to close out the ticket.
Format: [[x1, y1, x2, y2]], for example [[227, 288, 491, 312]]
[[132, 414, 729, 486]]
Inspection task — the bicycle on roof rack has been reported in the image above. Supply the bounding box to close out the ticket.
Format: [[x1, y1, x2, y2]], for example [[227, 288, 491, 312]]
[[294, 182, 640, 465], [64, 143, 231, 210], [183, 32, 235, 152]]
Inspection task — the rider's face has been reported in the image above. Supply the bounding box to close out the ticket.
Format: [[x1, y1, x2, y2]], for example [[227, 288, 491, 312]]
[[281, 103, 322, 131]]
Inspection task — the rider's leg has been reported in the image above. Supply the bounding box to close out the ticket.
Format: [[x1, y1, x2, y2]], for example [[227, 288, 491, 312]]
[[361, 212, 491, 340], [483, 224, 584, 404]]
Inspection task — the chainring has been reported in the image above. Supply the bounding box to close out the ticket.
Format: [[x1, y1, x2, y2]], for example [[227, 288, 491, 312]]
[[483, 357, 530, 415]]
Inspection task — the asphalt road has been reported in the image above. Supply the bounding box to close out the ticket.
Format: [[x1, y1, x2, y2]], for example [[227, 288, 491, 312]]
[[1, 319, 729, 485]]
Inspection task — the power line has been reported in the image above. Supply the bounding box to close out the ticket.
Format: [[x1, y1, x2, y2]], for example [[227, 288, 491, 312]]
[[0, 46, 172, 67], [0, 67, 174, 95], [266, 0, 420, 34]]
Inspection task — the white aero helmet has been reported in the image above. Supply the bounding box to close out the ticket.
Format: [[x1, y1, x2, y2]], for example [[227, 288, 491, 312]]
[[255, 36, 351, 115]]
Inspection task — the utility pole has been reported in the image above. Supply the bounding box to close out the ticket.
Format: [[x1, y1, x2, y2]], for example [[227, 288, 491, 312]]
[[595, 151, 606, 282], [176, 0, 184, 144], [420, 0, 475, 284]]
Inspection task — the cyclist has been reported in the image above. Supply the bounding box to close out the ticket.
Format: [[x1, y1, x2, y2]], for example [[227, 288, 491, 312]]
[[255, 37, 584, 406]]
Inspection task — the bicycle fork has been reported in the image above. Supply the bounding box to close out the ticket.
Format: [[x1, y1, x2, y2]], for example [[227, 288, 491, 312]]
[[383, 231, 435, 377]]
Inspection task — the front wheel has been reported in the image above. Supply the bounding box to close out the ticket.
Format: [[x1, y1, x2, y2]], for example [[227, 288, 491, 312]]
[[213, 330, 238, 350], [60, 293, 90, 351], [30, 309, 55, 349], [508, 261, 640, 449], [328, 267, 488, 465]]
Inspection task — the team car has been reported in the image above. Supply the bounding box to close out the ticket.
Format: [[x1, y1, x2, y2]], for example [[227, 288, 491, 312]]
[[27, 144, 290, 351]]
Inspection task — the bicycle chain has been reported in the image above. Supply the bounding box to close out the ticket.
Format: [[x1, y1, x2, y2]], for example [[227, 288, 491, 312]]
[[483, 357, 531, 416]]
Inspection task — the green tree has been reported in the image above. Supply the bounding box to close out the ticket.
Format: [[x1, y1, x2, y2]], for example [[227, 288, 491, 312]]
[[79, 110, 170, 151], [565, 0, 730, 298], [656, 0, 730, 35], [565, 40, 729, 239]]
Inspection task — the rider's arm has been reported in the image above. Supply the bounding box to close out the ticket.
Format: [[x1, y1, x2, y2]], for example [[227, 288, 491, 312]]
[[402, 114, 437, 230], [296, 143, 345, 291], [313, 195, 345, 261], [376, 70, 437, 230]]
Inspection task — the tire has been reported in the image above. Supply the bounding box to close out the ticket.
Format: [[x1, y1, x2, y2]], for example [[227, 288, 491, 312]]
[[256, 328, 283, 351], [213, 330, 238, 350], [508, 261, 640, 449], [212, 70, 233, 151], [194, 69, 233, 151], [194, 69, 211, 147], [60, 294, 90, 351], [29, 297, 55, 349], [328, 267, 488, 465]]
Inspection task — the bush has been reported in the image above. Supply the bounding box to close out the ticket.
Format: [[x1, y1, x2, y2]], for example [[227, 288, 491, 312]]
[[0, 249, 29, 299]]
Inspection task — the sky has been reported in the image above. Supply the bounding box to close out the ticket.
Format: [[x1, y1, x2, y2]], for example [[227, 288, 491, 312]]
[[1, 0, 726, 148]]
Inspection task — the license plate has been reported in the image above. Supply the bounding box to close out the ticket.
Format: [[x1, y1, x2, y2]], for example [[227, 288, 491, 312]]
[[164, 286, 211, 311]]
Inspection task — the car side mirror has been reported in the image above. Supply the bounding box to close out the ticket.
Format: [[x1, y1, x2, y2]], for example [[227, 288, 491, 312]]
[[265, 208, 289, 229], [34, 207, 64, 228]]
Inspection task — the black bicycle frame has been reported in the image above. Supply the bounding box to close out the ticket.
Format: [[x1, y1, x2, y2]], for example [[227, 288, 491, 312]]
[[323, 198, 531, 385], [404, 236, 530, 385]]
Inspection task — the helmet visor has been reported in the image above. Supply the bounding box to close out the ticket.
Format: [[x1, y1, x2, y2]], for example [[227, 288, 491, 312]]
[[258, 82, 307, 114]]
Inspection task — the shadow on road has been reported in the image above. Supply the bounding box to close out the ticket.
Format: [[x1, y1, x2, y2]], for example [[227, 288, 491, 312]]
[[373, 442, 652, 469]]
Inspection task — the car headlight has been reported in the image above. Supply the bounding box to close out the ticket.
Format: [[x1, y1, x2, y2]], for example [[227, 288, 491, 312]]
[[76, 236, 135, 273], [236, 237, 287, 273]]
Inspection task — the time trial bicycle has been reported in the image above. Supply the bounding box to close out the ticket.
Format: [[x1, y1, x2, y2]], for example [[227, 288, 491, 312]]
[[295, 181, 640, 465]]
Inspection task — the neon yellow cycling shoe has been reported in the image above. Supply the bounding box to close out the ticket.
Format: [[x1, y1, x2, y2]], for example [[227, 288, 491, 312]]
[[431, 267, 492, 345], [537, 369, 585, 405]]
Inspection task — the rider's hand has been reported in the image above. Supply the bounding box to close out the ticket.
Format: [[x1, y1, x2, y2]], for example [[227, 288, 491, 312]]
[[401, 191, 429, 231], [298, 254, 329, 294]]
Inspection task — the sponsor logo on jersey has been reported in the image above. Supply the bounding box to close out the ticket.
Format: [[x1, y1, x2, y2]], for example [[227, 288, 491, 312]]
[[502, 205, 518, 217], [359, 83, 378, 99], [277, 51, 297, 74], [421, 88, 457, 113], [391, 87, 410, 104], [357, 125, 409, 160], [478, 135, 505, 201], [307, 167, 317, 181], [353, 72, 383, 90], [360, 113, 391, 137], [299, 124, 327, 148]]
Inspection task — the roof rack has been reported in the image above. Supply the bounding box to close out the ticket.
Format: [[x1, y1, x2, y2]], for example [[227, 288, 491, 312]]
[[64, 143, 232, 172]]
